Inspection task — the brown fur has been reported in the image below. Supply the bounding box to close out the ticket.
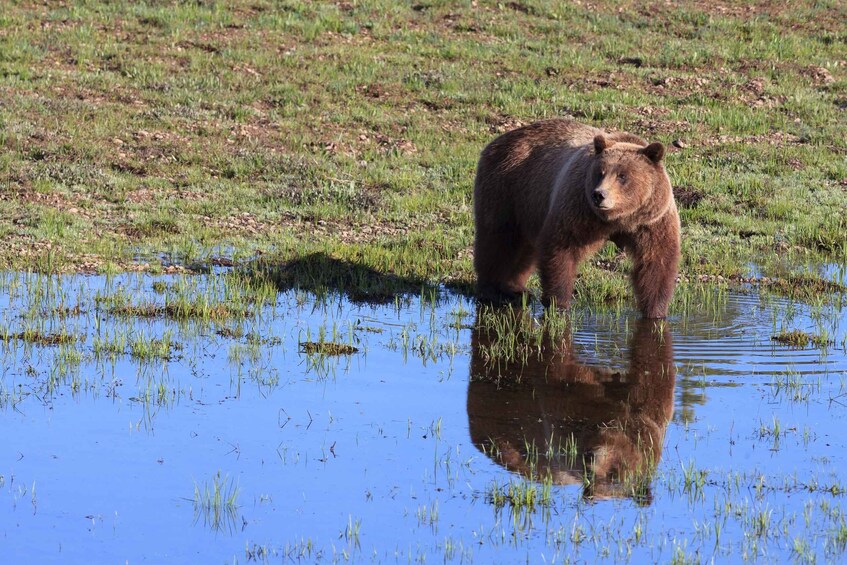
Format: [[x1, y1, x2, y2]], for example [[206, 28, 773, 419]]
[[467, 309, 676, 502], [473, 119, 681, 318]]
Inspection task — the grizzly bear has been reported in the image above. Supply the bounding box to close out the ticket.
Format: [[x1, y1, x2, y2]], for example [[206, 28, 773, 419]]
[[467, 308, 676, 502], [473, 119, 680, 318]]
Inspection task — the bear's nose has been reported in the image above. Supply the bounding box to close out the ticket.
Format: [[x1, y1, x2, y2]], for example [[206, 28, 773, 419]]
[[592, 189, 606, 206]]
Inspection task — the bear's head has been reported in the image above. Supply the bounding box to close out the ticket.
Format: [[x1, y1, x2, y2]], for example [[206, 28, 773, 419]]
[[586, 135, 674, 226]]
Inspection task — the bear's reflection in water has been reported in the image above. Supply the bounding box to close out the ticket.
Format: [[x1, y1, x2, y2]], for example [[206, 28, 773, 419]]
[[467, 309, 675, 503]]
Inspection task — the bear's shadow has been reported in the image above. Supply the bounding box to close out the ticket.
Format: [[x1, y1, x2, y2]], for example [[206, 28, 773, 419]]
[[246, 252, 474, 304]]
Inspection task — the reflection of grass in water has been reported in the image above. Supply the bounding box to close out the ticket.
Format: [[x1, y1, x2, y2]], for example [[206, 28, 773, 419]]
[[193, 472, 240, 534], [771, 368, 820, 403]]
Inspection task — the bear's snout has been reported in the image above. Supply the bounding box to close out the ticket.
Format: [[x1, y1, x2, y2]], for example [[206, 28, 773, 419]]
[[592, 188, 608, 207]]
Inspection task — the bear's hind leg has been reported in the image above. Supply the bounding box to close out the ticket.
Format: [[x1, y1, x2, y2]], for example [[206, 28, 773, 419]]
[[474, 230, 536, 301], [502, 241, 537, 295]]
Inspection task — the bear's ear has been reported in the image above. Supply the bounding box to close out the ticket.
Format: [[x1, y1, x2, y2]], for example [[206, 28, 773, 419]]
[[594, 135, 609, 154], [640, 142, 665, 163]]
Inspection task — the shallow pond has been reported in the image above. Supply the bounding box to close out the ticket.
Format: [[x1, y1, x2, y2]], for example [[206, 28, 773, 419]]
[[1, 272, 846, 563]]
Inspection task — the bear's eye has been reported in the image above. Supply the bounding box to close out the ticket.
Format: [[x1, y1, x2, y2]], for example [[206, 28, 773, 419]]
[[617, 173, 627, 183]]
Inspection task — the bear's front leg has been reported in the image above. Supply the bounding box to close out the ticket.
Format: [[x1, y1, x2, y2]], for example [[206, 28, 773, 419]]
[[539, 246, 580, 309], [539, 236, 607, 309], [629, 213, 681, 319]]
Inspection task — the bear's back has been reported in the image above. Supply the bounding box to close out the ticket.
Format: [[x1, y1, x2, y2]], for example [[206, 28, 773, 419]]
[[474, 119, 602, 241]]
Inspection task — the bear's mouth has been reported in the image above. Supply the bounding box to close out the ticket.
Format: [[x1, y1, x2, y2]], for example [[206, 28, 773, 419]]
[[591, 202, 624, 222], [593, 202, 615, 215]]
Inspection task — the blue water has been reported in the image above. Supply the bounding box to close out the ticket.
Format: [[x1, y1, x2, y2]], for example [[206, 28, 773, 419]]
[[1, 273, 846, 563]]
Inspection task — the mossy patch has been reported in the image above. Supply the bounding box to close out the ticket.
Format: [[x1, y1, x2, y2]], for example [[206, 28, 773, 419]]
[[771, 329, 832, 348], [299, 341, 359, 356], [3, 331, 80, 346]]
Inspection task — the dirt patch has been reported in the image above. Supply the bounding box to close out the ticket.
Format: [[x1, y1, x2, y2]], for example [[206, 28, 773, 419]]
[[204, 211, 426, 244], [504, 2, 531, 14], [786, 157, 805, 171], [632, 118, 692, 136], [673, 186, 705, 209], [688, 1, 784, 19], [648, 75, 713, 97], [113, 129, 195, 166], [359, 83, 387, 99], [700, 132, 801, 147], [485, 115, 526, 134], [125, 188, 206, 203], [800, 65, 836, 87], [208, 213, 269, 236], [740, 77, 785, 108], [359, 132, 418, 155]]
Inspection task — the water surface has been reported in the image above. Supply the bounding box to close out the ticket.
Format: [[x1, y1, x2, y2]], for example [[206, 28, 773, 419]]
[[1, 273, 845, 563]]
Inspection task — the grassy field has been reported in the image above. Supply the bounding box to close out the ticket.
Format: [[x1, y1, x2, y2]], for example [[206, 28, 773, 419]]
[[0, 0, 845, 302]]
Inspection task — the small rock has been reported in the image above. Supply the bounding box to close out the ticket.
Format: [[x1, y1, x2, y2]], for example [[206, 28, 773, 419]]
[[672, 139, 686, 149]]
